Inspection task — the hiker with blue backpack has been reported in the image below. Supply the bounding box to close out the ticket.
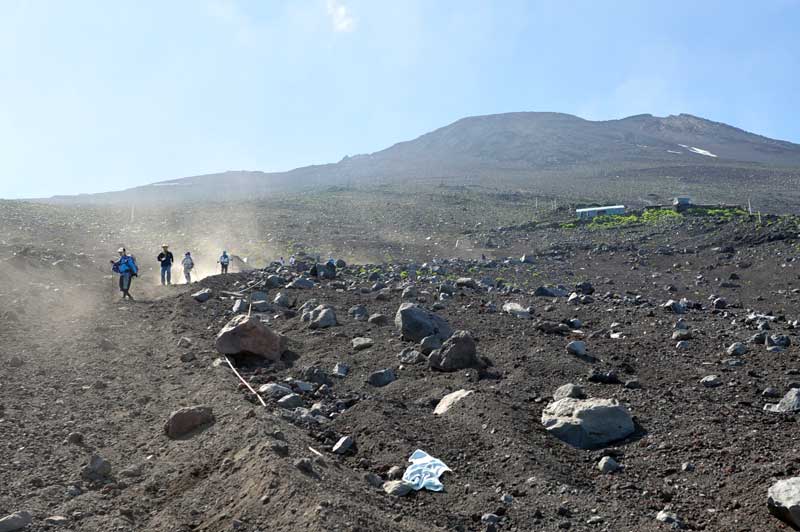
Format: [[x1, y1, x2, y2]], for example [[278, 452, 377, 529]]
[[110, 247, 138, 300]]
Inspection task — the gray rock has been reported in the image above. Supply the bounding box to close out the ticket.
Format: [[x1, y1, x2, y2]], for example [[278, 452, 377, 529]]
[[387, 465, 403, 479], [428, 330, 480, 372], [502, 301, 532, 319], [164, 405, 214, 438], [712, 297, 727, 309], [192, 288, 212, 302], [675, 340, 690, 350], [553, 383, 586, 401], [364, 473, 384, 488], [232, 299, 248, 313], [332, 435, 353, 454], [383, 480, 414, 496], [398, 348, 426, 364], [726, 342, 748, 356], [433, 389, 474, 415], [273, 292, 290, 307], [215, 315, 286, 361], [597, 456, 619, 473], [541, 398, 635, 449], [287, 277, 314, 289], [455, 277, 477, 289], [765, 389, 800, 413], [401, 286, 418, 300], [348, 305, 368, 321], [672, 329, 692, 341], [769, 334, 792, 348], [662, 299, 687, 314], [65, 432, 84, 445], [277, 393, 304, 409], [700, 375, 722, 388], [419, 335, 442, 355], [534, 285, 569, 297], [768, 477, 800, 529], [308, 306, 337, 329], [566, 340, 587, 357], [352, 337, 374, 351], [655, 509, 685, 529], [258, 383, 293, 398], [0, 511, 32, 532], [395, 303, 453, 342], [368, 313, 389, 326], [266, 274, 285, 288], [762, 386, 782, 398], [333, 363, 349, 377], [368, 368, 396, 387], [80, 454, 112, 481]]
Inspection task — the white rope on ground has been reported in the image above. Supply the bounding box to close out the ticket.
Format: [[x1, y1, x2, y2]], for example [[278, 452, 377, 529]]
[[223, 355, 266, 407]]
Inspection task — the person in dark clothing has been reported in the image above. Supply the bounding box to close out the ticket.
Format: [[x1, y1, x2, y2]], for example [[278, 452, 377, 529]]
[[111, 247, 138, 300], [218, 251, 230, 274], [157, 244, 174, 285]]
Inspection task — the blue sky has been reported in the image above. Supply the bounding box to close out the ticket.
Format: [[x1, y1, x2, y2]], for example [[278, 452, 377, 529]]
[[1, 0, 798, 198]]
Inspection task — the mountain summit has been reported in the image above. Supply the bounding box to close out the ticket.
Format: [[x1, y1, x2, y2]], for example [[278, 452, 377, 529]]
[[48, 112, 800, 204]]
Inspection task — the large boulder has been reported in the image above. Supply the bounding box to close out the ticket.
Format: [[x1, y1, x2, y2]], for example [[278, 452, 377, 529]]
[[215, 315, 287, 361], [0, 511, 32, 532], [164, 406, 214, 438], [765, 389, 800, 413], [428, 330, 481, 372], [768, 477, 800, 529], [305, 305, 337, 329], [395, 303, 452, 343], [541, 397, 635, 449]]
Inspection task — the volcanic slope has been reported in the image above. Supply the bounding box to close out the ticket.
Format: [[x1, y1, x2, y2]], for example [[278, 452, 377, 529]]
[[3, 211, 800, 531]]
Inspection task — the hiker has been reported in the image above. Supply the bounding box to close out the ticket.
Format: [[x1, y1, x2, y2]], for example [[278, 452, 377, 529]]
[[110, 247, 138, 300], [279, 256, 285, 267], [157, 244, 174, 285], [182, 251, 194, 283], [218, 250, 230, 274], [289, 255, 296, 267]]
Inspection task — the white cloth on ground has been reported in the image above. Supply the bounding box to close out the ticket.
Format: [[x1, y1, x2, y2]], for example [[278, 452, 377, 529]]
[[401, 449, 451, 491]]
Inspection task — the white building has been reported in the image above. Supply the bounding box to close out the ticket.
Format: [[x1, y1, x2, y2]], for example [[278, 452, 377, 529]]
[[575, 205, 625, 219]]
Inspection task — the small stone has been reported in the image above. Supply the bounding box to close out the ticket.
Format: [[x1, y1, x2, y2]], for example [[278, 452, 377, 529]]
[[352, 337, 374, 351], [44, 515, 69, 526], [65, 432, 84, 445], [726, 342, 748, 356], [80, 454, 112, 481], [367, 368, 396, 387], [332, 436, 353, 454], [566, 340, 587, 357], [164, 405, 214, 438], [383, 480, 414, 496], [277, 393, 304, 409], [553, 383, 586, 401], [364, 473, 383, 488], [333, 363, 349, 377], [294, 458, 314, 475], [597, 456, 620, 473], [700, 375, 722, 388], [387, 466, 403, 479], [481, 513, 500, 525], [655, 509, 685, 529]]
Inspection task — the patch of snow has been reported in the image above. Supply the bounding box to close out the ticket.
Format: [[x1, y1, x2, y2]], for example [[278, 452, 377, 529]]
[[666, 150, 682, 154], [688, 146, 717, 158]]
